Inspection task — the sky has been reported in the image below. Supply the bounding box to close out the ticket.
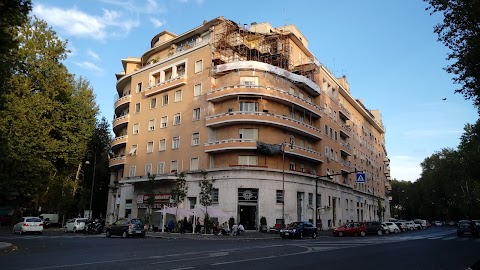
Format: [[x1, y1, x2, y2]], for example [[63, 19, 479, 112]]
[[31, 0, 478, 182]]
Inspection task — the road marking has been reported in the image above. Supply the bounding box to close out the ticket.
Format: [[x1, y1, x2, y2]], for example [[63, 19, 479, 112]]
[[209, 252, 229, 257], [442, 237, 456, 240]]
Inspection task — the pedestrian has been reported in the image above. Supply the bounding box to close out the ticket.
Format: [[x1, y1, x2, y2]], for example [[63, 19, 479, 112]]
[[238, 223, 245, 236], [167, 219, 174, 232], [231, 223, 238, 236], [181, 217, 187, 234]]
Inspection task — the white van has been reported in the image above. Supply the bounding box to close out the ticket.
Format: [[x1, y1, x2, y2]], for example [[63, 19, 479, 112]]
[[40, 214, 59, 227]]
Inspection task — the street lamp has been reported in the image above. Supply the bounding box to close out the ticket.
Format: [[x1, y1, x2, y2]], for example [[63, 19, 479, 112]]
[[281, 137, 294, 227], [85, 150, 97, 220]]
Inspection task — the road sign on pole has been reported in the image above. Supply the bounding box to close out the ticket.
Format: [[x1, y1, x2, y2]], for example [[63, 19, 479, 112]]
[[356, 172, 366, 183]]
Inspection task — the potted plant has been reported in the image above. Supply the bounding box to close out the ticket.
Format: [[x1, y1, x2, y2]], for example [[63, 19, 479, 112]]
[[260, 216, 267, 232]]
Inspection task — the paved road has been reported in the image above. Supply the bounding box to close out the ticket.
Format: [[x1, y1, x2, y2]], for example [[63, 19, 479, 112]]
[[0, 227, 479, 270]]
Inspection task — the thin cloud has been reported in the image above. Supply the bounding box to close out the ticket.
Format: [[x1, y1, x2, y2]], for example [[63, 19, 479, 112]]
[[403, 128, 462, 138], [100, 0, 167, 14], [389, 155, 422, 182], [33, 4, 139, 40], [74, 61, 103, 73], [87, 49, 101, 61], [150, 18, 166, 28]]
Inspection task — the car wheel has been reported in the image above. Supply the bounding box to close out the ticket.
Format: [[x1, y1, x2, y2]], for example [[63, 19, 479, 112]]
[[360, 231, 366, 237], [19, 230, 23, 235], [106, 230, 111, 238], [395, 229, 399, 233], [122, 231, 128, 238], [385, 230, 389, 235], [73, 227, 77, 233], [338, 231, 344, 237], [377, 230, 383, 236], [312, 232, 317, 239]]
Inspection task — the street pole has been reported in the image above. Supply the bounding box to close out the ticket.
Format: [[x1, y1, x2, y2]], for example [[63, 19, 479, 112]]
[[86, 150, 97, 220], [282, 142, 285, 228]]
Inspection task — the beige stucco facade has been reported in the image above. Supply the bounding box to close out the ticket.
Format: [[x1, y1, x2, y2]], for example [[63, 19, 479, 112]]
[[107, 16, 392, 231]]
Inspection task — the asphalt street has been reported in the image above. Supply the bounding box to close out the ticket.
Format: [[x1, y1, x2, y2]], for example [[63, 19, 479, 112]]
[[0, 227, 479, 270]]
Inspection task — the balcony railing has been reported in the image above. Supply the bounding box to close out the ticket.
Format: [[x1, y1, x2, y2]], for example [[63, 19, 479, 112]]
[[204, 139, 257, 152], [290, 145, 323, 162], [113, 114, 129, 130], [339, 122, 351, 137], [114, 94, 131, 109], [145, 75, 187, 97], [205, 111, 323, 139], [207, 84, 323, 117], [111, 135, 128, 149], [338, 103, 351, 120], [109, 155, 126, 168]]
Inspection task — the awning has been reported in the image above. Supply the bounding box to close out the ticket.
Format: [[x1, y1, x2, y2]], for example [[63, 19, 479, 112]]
[[155, 207, 194, 216], [195, 206, 229, 218]]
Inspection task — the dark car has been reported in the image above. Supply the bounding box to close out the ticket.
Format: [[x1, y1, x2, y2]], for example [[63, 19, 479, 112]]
[[279, 221, 318, 239], [105, 218, 146, 238], [366, 221, 389, 235], [333, 222, 367, 237], [457, 220, 479, 237], [395, 222, 407, 232]]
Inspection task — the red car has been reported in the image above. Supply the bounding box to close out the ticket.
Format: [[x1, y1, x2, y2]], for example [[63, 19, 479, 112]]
[[333, 222, 367, 237]]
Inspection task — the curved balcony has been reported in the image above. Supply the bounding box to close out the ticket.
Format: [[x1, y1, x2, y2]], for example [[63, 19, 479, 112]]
[[109, 155, 126, 168], [113, 114, 129, 134], [204, 139, 257, 153], [207, 85, 322, 118], [111, 135, 128, 151], [145, 75, 187, 97], [205, 111, 323, 140], [114, 95, 131, 116], [289, 145, 323, 163]]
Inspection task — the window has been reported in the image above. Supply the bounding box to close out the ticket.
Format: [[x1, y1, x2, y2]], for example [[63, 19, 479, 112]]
[[136, 82, 142, 93], [330, 128, 333, 138], [298, 92, 304, 99], [239, 102, 258, 112], [190, 157, 199, 171], [133, 123, 139, 134], [159, 139, 166, 151], [194, 84, 202, 96], [175, 90, 182, 102], [162, 94, 169, 106], [211, 188, 219, 203], [324, 124, 328, 135], [300, 163, 305, 172], [325, 146, 330, 159], [195, 60, 203, 73], [129, 144, 138, 156], [289, 87, 295, 95], [147, 141, 154, 153], [240, 76, 258, 86], [276, 190, 284, 203], [157, 162, 164, 174], [289, 162, 296, 171], [308, 193, 313, 205], [145, 163, 152, 175], [135, 103, 140, 113], [161, 116, 167, 128], [239, 128, 258, 140], [170, 160, 178, 173], [192, 132, 199, 146], [193, 108, 201, 121], [172, 136, 180, 149], [238, 155, 258, 166], [148, 119, 155, 131], [334, 131, 338, 141], [150, 98, 157, 109], [129, 166, 136, 177], [173, 113, 181, 125], [188, 197, 196, 209], [316, 194, 321, 207]]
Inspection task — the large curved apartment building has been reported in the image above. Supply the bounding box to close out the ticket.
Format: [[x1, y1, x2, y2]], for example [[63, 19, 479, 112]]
[[107, 17, 392, 230]]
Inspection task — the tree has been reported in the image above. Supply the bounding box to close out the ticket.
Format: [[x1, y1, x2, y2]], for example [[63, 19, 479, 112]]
[[171, 171, 188, 220], [198, 171, 215, 233], [425, 0, 480, 112], [143, 173, 156, 229], [0, 17, 97, 221]]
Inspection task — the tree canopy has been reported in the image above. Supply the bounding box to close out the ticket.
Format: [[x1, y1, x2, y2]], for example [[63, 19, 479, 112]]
[[425, 0, 480, 112]]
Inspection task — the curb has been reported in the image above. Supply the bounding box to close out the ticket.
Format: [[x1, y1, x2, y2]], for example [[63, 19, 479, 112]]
[[0, 242, 15, 252]]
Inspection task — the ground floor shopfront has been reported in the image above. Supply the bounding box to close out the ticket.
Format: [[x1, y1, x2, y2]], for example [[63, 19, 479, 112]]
[[106, 169, 391, 230]]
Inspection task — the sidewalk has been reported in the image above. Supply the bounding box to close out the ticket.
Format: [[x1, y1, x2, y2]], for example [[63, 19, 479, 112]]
[[0, 242, 14, 252], [146, 229, 333, 240]]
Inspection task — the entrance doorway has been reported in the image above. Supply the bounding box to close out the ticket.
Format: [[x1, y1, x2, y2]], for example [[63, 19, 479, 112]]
[[238, 205, 257, 230]]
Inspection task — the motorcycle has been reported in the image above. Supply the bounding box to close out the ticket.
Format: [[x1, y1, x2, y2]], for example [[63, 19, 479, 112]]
[[84, 220, 104, 234]]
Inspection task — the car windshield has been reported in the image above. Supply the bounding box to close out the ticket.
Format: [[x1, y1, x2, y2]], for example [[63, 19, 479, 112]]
[[287, 222, 303, 227], [130, 219, 143, 225], [26, 218, 42, 222]]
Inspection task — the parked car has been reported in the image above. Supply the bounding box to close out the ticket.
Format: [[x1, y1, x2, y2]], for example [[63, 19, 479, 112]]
[[365, 221, 388, 236], [12, 217, 43, 235], [457, 220, 479, 237], [404, 221, 415, 231], [279, 221, 318, 239], [382, 222, 400, 233], [64, 218, 88, 233], [395, 222, 407, 232], [333, 222, 367, 237], [434, 221, 443, 227], [414, 219, 427, 229], [447, 221, 457, 226], [105, 218, 146, 238]]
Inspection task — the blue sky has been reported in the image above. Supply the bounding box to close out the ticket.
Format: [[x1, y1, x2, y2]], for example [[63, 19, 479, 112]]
[[31, 0, 478, 181]]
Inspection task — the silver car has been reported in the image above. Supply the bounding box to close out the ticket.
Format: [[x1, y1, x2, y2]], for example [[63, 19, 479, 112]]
[[64, 218, 88, 233]]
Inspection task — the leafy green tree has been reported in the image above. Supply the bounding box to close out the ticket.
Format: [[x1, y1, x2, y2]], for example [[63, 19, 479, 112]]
[[143, 173, 156, 229], [0, 17, 97, 222], [425, 0, 480, 112], [171, 171, 188, 219], [198, 171, 215, 233]]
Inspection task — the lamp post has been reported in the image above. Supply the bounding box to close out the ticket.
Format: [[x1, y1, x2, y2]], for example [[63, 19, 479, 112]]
[[85, 150, 97, 220], [281, 137, 294, 227]]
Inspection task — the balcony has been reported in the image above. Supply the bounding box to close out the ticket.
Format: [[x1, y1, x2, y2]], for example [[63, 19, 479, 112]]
[[338, 103, 351, 120], [339, 122, 351, 138], [114, 95, 131, 115], [113, 114, 129, 134], [289, 145, 323, 163], [207, 85, 322, 117], [204, 139, 257, 153], [340, 141, 352, 156], [111, 135, 128, 151], [109, 155, 126, 168], [205, 111, 323, 140], [145, 75, 187, 97]]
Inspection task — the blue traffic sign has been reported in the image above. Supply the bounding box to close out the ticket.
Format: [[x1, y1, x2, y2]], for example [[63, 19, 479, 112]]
[[356, 172, 366, 183]]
